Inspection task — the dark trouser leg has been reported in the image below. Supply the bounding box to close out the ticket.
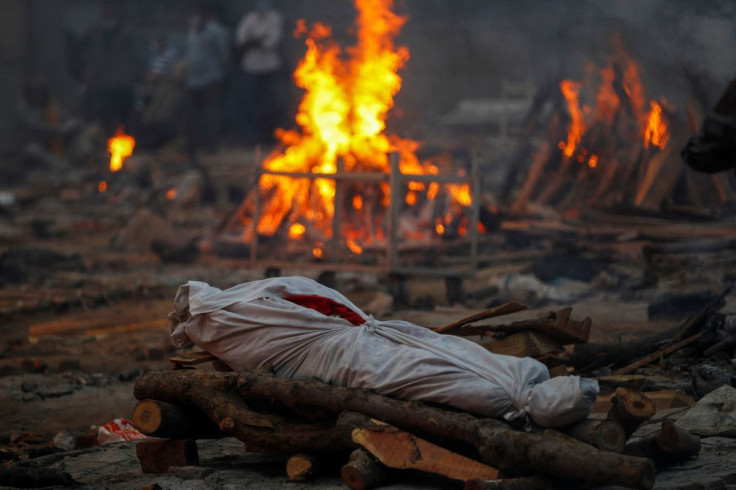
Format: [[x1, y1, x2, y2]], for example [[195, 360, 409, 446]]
[[185, 87, 204, 158], [203, 82, 222, 153]]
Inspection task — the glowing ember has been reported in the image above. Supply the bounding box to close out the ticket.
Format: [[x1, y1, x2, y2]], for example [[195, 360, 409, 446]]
[[289, 222, 307, 239], [643, 100, 669, 149], [436, 223, 445, 235], [352, 194, 363, 210], [559, 80, 584, 158], [252, 0, 472, 247], [312, 247, 323, 258], [107, 126, 135, 172], [98, 181, 107, 193], [165, 188, 177, 200], [346, 238, 363, 254], [588, 154, 599, 168]]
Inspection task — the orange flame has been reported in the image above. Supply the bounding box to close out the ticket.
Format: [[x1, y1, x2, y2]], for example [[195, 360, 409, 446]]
[[559, 80, 584, 158], [107, 126, 135, 172], [165, 188, 177, 200], [252, 0, 473, 247], [289, 222, 307, 239], [643, 100, 669, 149], [557, 35, 671, 170], [98, 180, 107, 193], [346, 238, 363, 254]]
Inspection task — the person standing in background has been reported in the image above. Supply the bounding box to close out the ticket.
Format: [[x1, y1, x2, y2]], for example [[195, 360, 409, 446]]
[[235, 0, 285, 145], [184, 3, 229, 158], [86, 2, 142, 134]]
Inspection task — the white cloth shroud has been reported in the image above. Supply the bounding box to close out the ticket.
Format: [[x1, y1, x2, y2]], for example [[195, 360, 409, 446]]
[[169, 277, 598, 428]]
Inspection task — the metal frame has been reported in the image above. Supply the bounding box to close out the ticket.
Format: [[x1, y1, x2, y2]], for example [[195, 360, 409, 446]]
[[249, 153, 481, 277]]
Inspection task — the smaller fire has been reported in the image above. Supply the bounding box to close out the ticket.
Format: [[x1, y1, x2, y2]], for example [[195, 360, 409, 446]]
[[165, 188, 177, 200], [312, 247, 323, 259], [289, 223, 307, 239], [588, 154, 599, 168], [108, 126, 135, 173], [346, 238, 363, 254], [643, 100, 669, 150], [559, 80, 584, 158], [98, 180, 108, 193]]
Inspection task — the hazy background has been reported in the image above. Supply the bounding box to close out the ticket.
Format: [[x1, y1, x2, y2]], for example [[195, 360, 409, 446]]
[[1, 0, 735, 155]]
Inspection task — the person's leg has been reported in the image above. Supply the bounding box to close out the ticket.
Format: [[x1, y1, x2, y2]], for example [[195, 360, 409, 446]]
[[185, 87, 202, 158], [203, 82, 222, 153]]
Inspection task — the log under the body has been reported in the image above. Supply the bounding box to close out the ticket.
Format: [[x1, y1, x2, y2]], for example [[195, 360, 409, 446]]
[[135, 369, 655, 489]]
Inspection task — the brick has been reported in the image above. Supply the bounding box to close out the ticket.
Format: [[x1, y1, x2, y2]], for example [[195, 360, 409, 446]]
[[135, 439, 199, 474]]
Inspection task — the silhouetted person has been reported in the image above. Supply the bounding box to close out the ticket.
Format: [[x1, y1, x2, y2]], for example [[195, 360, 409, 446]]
[[85, 2, 141, 134], [235, 0, 285, 144], [682, 77, 736, 174], [136, 33, 182, 149], [184, 3, 229, 158]]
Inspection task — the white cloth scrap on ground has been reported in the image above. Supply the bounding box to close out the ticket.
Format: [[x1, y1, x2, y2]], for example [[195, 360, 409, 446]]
[[169, 277, 598, 428]]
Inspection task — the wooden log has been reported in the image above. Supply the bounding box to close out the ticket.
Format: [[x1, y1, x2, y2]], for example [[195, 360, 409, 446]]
[[348, 415, 499, 482], [135, 373, 355, 454], [135, 370, 655, 489], [560, 418, 626, 453], [612, 332, 703, 376], [573, 286, 729, 372], [571, 327, 680, 372], [286, 453, 324, 481], [593, 391, 695, 414], [169, 351, 218, 368], [450, 308, 591, 345], [465, 476, 554, 490], [341, 448, 392, 490], [657, 420, 701, 459], [483, 331, 565, 359], [433, 302, 527, 333], [607, 389, 656, 437], [624, 420, 701, 466], [132, 399, 223, 439], [703, 332, 736, 357], [136, 438, 199, 473]]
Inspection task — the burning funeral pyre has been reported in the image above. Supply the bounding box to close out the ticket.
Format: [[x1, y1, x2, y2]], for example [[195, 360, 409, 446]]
[[511, 34, 736, 214], [225, 0, 481, 271]]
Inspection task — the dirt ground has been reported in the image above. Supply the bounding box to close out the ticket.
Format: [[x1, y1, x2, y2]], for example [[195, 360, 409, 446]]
[[2, 148, 736, 488]]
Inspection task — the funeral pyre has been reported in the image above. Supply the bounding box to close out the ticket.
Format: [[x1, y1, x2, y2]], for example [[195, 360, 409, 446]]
[[226, 0, 482, 268]]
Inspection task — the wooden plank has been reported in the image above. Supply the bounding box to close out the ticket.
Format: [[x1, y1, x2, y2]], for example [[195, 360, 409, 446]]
[[169, 351, 218, 368], [433, 302, 527, 333], [612, 332, 704, 376], [352, 418, 499, 482], [593, 391, 695, 413], [484, 332, 565, 358]]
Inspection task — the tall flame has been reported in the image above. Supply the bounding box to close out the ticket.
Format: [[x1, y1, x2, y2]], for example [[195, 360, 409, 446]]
[[559, 80, 584, 158], [643, 100, 669, 149], [254, 0, 471, 244], [107, 125, 135, 172]]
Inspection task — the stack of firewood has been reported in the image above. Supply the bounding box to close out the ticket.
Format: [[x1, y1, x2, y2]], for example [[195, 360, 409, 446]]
[[133, 365, 678, 489], [128, 297, 728, 489]]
